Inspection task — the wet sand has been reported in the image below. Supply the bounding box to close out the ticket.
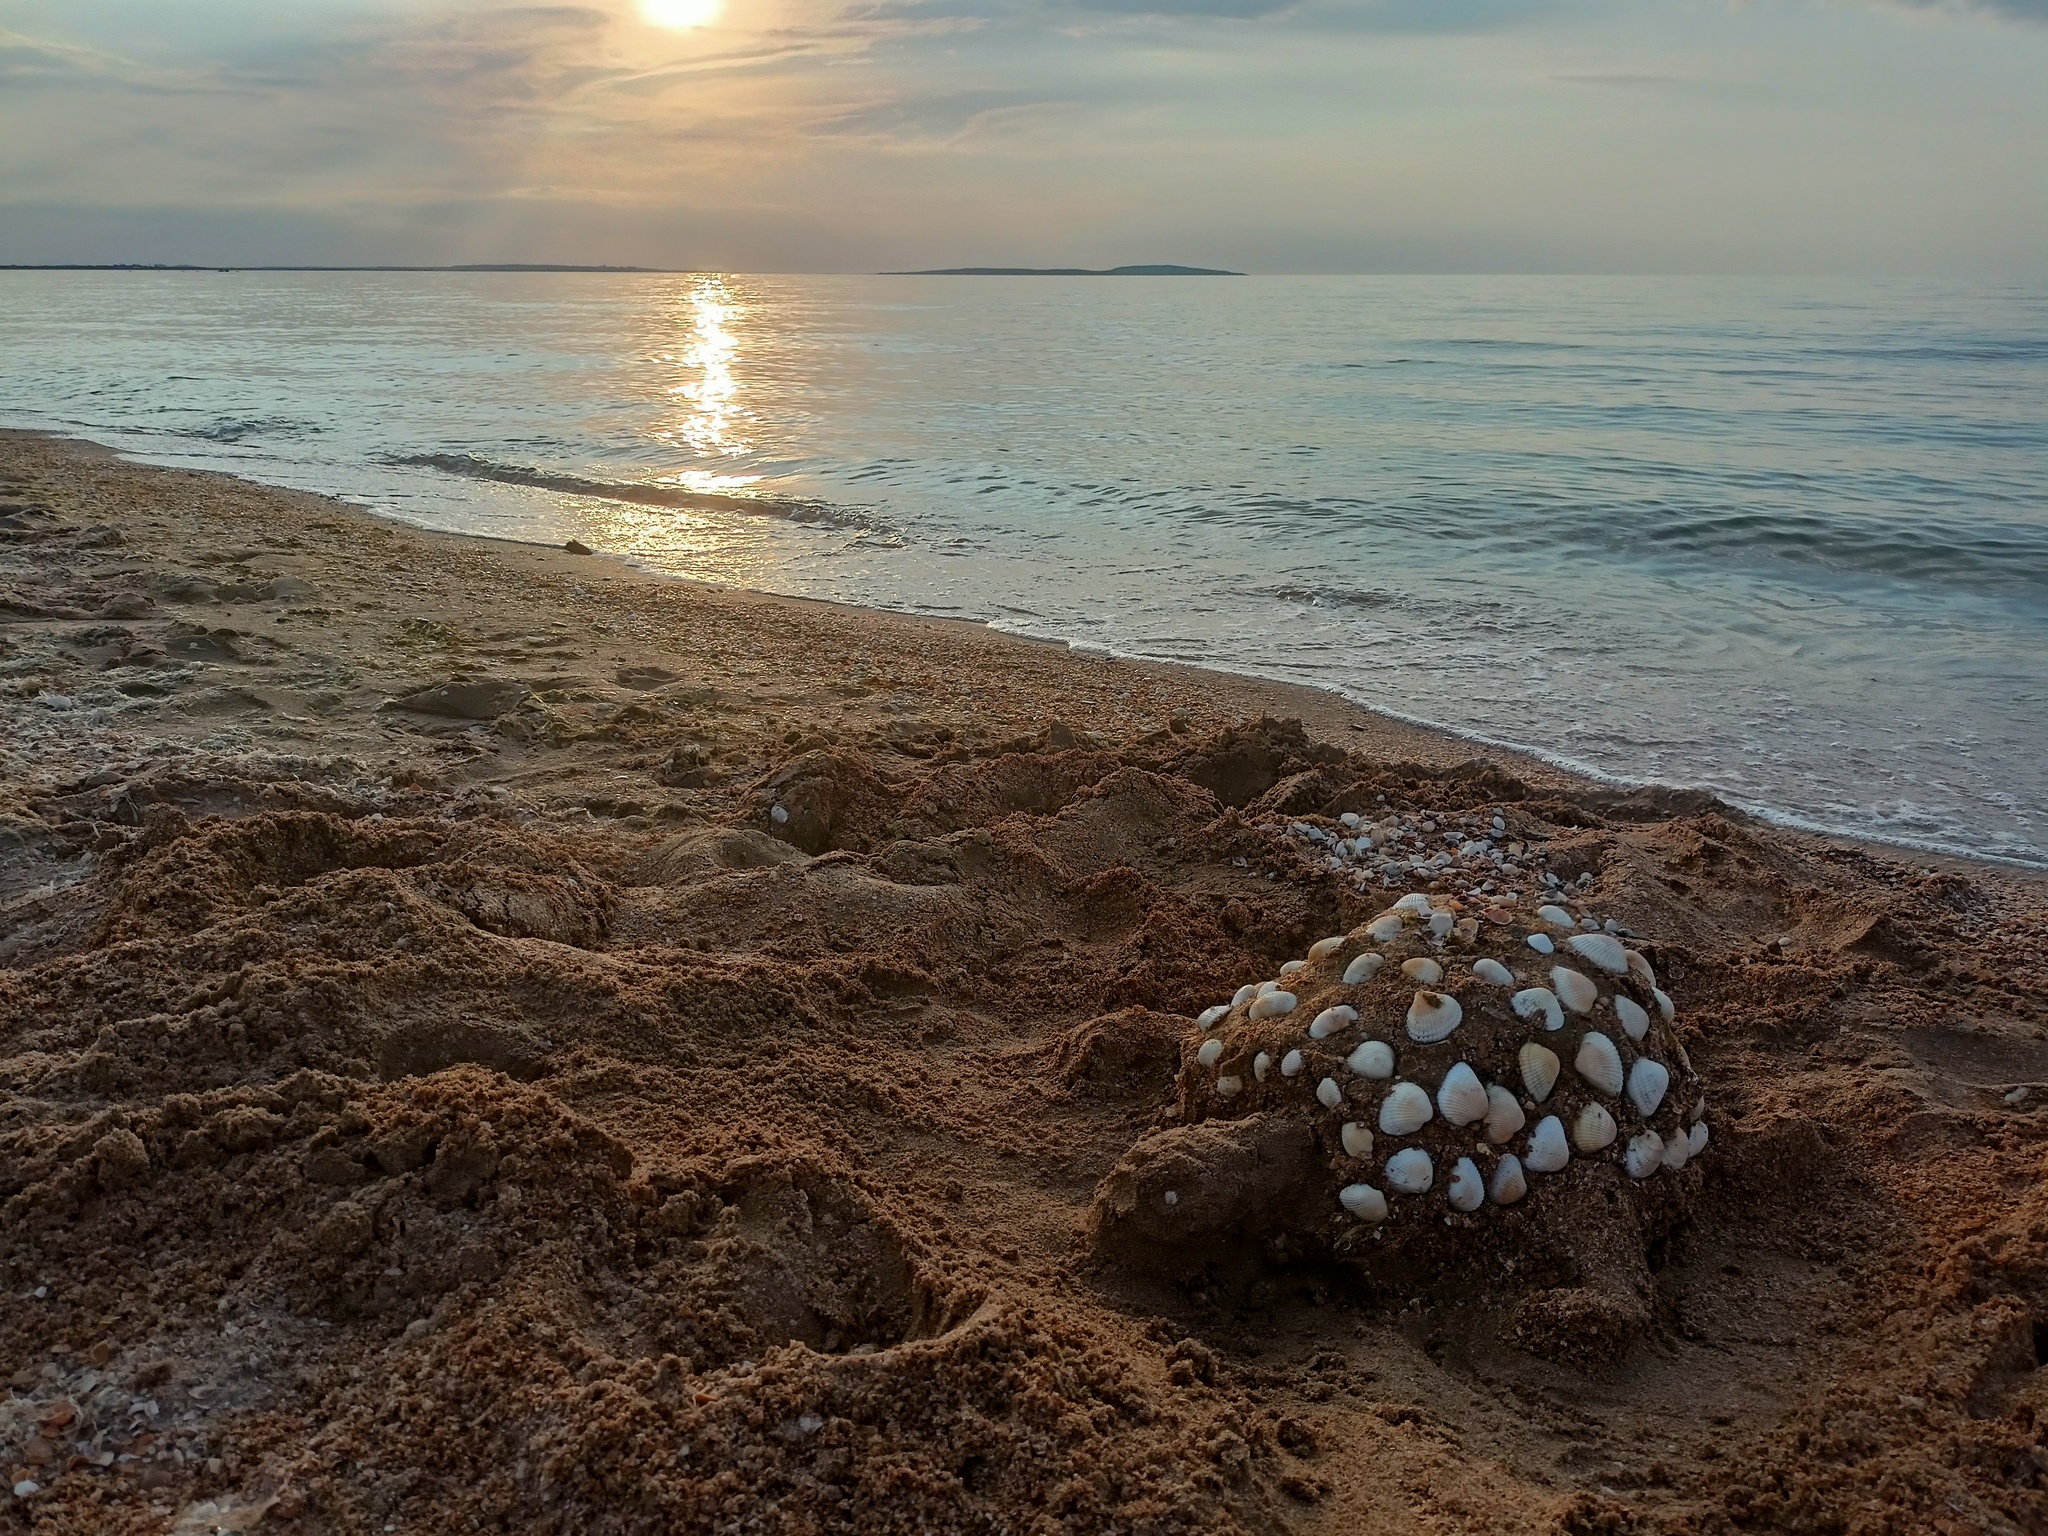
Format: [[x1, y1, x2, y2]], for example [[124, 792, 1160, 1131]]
[[2, 429, 2045, 1535]]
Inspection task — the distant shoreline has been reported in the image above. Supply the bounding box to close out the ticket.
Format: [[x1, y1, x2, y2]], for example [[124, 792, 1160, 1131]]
[[882, 264, 1245, 277]]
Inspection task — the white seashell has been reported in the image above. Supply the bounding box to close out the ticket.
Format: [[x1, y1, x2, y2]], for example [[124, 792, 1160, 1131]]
[[1627, 950, 1657, 989], [1527, 932, 1555, 955], [1366, 913, 1405, 943], [1280, 1048, 1305, 1078], [1624, 1131, 1664, 1178], [1573, 1101, 1617, 1152], [1472, 957, 1514, 986], [1256, 980, 1279, 997], [1339, 1183, 1388, 1221], [1518, 1042, 1561, 1101], [1343, 952, 1385, 984], [1574, 1031, 1625, 1096], [1308, 935, 1346, 961], [1663, 1129, 1690, 1170], [1446, 1157, 1484, 1212], [1216, 1075, 1243, 1098], [1280, 959, 1306, 976], [1197, 1004, 1229, 1030], [1428, 911, 1455, 938], [1524, 1116, 1570, 1173], [1232, 983, 1258, 1007], [1653, 987, 1675, 1023], [1317, 1077, 1343, 1110], [1384, 1148, 1434, 1195], [1347, 1039, 1395, 1079], [1378, 1081, 1433, 1136], [1551, 967, 1599, 1015], [1308, 1005, 1357, 1040], [1567, 932, 1630, 975], [1253, 1051, 1273, 1082], [1341, 1121, 1374, 1159], [1489, 1155, 1528, 1204], [1687, 1121, 1709, 1157], [1405, 990, 1463, 1044], [1436, 1062, 1489, 1126], [1401, 957, 1444, 984], [1197, 1038, 1224, 1067], [1537, 903, 1576, 929], [1614, 995, 1650, 1043], [1394, 893, 1433, 915], [1627, 1057, 1670, 1118], [1249, 990, 1297, 1021], [1512, 987, 1564, 1031], [1483, 1084, 1526, 1144]]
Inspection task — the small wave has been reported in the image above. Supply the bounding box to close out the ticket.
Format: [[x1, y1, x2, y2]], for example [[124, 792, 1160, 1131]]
[[178, 416, 323, 443], [386, 453, 887, 534]]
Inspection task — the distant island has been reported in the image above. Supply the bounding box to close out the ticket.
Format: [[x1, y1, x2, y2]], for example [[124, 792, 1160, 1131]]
[[884, 264, 1245, 277]]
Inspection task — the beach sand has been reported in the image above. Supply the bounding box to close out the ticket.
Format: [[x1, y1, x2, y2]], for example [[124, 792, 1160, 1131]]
[[2, 428, 2044, 1534]]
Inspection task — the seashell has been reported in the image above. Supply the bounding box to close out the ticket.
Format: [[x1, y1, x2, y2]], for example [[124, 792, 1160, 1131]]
[[1653, 987, 1675, 1023], [1253, 1051, 1273, 1082], [1518, 1042, 1561, 1101], [1308, 1005, 1357, 1040], [1343, 952, 1385, 984], [1567, 932, 1630, 976], [1662, 1129, 1690, 1170], [1256, 980, 1279, 997], [1524, 1115, 1570, 1173], [1573, 1101, 1617, 1152], [1401, 957, 1444, 984], [1446, 1157, 1484, 1213], [1537, 903, 1576, 929], [1394, 893, 1433, 915], [1197, 1004, 1229, 1031], [1574, 1031, 1625, 1096], [1436, 1062, 1489, 1126], [1249, 990, 1297, 1021], [1384, 1148, 1434, 1195], [1472, 957, 1514, 986], [1366, 913, 1405, 943], [1281, 1048, 1305, 1078], [1280, 959, 1306, 976], [1317, 1077, 1344, 1110], [1378, 1081, 1434, 1136], [1339, 1183, 1388, 1221], [1308, 935, 1346, 961], [1216, 1075, 1243, 1098], [1197, 1038, 1224, 1068], [1232, 983, 1258, 1007], [1512, 987, 1564, 1031], [1627, 1057, 1669, 1118], [1627, 949, 1657, 989], [1347, 1039, 1395, 1079], [1551, 967, 1599, 1015], [1405, 990, 1463, 1044], [1428, 911, 1455, 938], [1341, 1121, 1374, 1159], [1614, 995, 1650, 1043], [1687, 1121, 1709, 1157], [1489, 1155, 1528, 1204], [1527, 932, 1555, 955], [1483, 1084, 1526, 1144], [1624, 1131, 1664, 1178]]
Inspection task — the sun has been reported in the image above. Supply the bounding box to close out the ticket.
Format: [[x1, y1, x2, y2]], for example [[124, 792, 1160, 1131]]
[[640, 0, 723, 27]]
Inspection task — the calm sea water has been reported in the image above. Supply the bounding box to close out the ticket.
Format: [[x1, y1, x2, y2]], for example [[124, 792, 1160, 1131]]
[[3, 272, 2044, 868]]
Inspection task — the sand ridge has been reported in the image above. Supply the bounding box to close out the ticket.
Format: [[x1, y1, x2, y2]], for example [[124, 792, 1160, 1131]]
[[1, 432, 2045, 1534]]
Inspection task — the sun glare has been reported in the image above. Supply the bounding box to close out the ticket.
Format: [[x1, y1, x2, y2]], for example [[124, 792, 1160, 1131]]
[[640, 0, 723, 28]]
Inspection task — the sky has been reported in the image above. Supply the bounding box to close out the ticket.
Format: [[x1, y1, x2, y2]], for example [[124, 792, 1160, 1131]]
[[1, 0, 2044, 273]]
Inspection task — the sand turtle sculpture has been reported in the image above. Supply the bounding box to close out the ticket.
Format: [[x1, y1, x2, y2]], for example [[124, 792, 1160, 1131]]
[[1089, 886, 1708, 1360]]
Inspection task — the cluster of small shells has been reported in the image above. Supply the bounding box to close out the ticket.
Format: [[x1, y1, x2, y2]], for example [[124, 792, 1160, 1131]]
[[1280, 805, 1588, 898], [1186, 877, 1706, 1231]]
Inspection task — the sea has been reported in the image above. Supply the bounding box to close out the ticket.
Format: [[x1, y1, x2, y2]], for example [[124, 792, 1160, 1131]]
[[2, 271, 2043, 868]]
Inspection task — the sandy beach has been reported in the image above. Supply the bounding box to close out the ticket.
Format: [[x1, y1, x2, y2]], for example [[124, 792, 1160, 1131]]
[[3, 427, 2045, 1534]]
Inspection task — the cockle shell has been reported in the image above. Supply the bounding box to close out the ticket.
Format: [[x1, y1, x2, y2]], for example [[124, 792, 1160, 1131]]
[[1575, 1031, 1625, 1096], [1472, 958, 1514, 986], [1216, 1076, 1243, 1098], [1281, 1049, 1305, 1078], [1401, 957, 1444, 985], [1519, 1042, 1561, 1101], [1687, 1121, 1709, 1157], [1489, 1155, 1528, 1204], [1624, 1131, 1664, 1178], [1280, 959, 1305, 977], [1537, 904, 1576, 929], [1614, 995, 1650, 1043], [1527, 932, 1555, 955], [1378, 1081, 1434, 1136], [1551, 967, 1599, 1015], [1627, 950, 1657, 989], [1385, 1148, 1434, 1195], [1627, 1057, 1670, 1118], [1309, 1005, 1357, 1040], [1653, 987, 1675, 1023], [1343, 952, 1385, 984], [1512, 987, 1564, 1031], [1524, 1115, 1570, 1173], [1483, 1084, 1526, 1144], [1663, 1130, 1690, 1170], [1250, 990, 1297, 1021], [1339, 1183, 1388, 1221], [1573, 1102, 1617, 1153], [1197, 1038, 1224, 1067], [1257, 981, 1279, 997], [1253, 1051, 1273, 1082], [1567, 932, 1630, 975], [1406, 991, 1463, 1044], [1428, 911, 1456, 938], [1308, 935, 1346, 962], [1436, 1062, 1489, 1126], [1347, 1039, 1395, 1079], [1394, 893, 1433, 915], [1365, 913, 1405, 943], [1341, 1122, 1374, 1159], [1232, 983, 1258, 1007], [1317, 1077, 1343, 1110], [1198, 1004, 1229, 1030], [1447, 1157, 1484, 1213]]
